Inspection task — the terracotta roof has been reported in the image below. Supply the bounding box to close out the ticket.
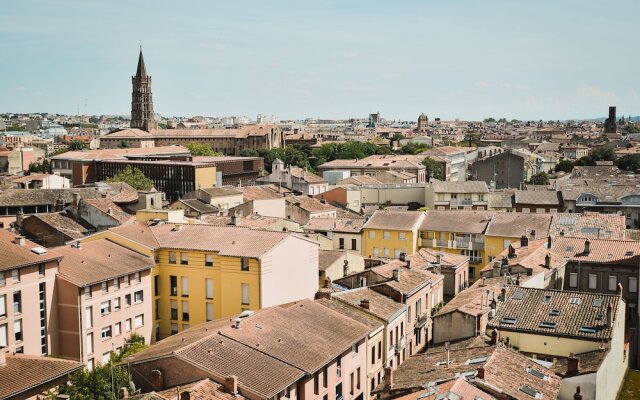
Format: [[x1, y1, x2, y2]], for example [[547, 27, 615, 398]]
[[551, 236, 640, 266], [408, 248, 469, 269], [55, 239, 154, 286], [550, 213, 627, 239], [199, 187, 243, 197], [436, 277, 504, 317], [154, 379, 248, 400], [336, 175, 383, 186], [319, 155, 426, 170], [237, 186, 284, 201], [0, 353, 82, 399], [83, 198, 133, 224], [488, 286, 621, 340], [50, 145, 188, 161], [286, 196, 337, 213], [333, 287, 406, 321], [302, 218, 365, 233], [0, 229, 61, 271], [364, 210, 425, 231], [369, 263, 440, 295], [315, 298, 384, 331], [25, 212, 90, 239], [484, 213, 552, 238], [175, 199, 219, 214], [318, 250, 347, 271], [480, 239, 566, 279], [487, 192, 514, 209], [201, 214, 290, 230], [430, 181, 489, 193], [513, 190, 562, 205], [395, 378, 495, 400], [0, 185, 134, 207], [421, 211, 493, 234], [287, 166, 327, 183], [10, 173, 55, 183], [144, 125, 279, 139], [549, 349, 607, 377]]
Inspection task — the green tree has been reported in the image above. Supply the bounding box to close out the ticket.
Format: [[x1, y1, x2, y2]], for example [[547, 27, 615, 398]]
[[186, 142, 222, 156], [397, 142, 431, 155], [239, 148, 260, 157], [118, 141, 130, 149], [423, 157, 444, 181], [107, 166, 154, 191], [67, 139, 88, 151], [624, 124, 640, 134], [590, 146, 616, 163], [111, 333, 147, 363], [483, 117, 496, 123], [529, 171, 550, 185], [28, 159, 51, 174], [617, 154, 640, 172], [555, 159, 575, 173]]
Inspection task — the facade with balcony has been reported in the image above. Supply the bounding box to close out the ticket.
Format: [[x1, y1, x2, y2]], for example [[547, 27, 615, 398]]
[[425, 181, 490, 211]]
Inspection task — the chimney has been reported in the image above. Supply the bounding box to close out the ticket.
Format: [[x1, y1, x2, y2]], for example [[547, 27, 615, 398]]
[[584, 239, 591, 255], [500, 287, 506, 302], [566, 353, 580, 376], [150, 369, 164, 390], [0, 349, 6, 367], [492, 262, 501, 278], [477, 366, 485, 379], [508, 245, 516, 258], [606, 304, 612, 327], [520, 234, 529, 248], [119, 387, 129, 399], [72, 192, 81, 210], [530, 230, 536, 240], [224, 375, 238, 395], [230, 214, 238, 226], [13, 236, 25, 246], [15, 211, 23, 228], [482, 277, 486, 286], [383, 367, 393, 388], [399, 252, 406, 262], [545, 253, 551, 269], [574, 386, 583, 400], [436, 253, 442, 265], [180, 390, 191, 400], [392, 269, 401, 281], [406, 260, 411, 269], [107, 207, 113, 215], [323, 277, 332, 288], [547, 235, 552, 249], [490, 329, 498, 345], [233, 318, 241, 330], [360, 299, 370, 310]]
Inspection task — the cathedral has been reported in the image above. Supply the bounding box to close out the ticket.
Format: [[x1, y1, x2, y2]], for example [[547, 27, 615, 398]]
[[130, 49, 158, 131]]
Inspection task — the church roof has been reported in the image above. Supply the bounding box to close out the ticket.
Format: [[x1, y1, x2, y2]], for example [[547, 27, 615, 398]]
[[136, 50, 147, 77]]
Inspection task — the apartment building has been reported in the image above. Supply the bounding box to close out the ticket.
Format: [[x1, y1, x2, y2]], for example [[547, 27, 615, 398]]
[[303, 218, 366, 254], [82, 221, 319, 340], [513, 190, 563, 213], [362, 211, 425, 259], [425, 181, 489, 210], [483, 212, 553, 264], [55, 239, 154, 369], [127, 300, 370, 400], [0, 231, 61, 356], [318, 155, 427, 183]]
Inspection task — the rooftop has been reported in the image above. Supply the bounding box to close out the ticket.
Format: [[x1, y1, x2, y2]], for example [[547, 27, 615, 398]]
[[0, 229, 61, 271], [421, 210, 493, 234], [333, 287, 406, 321], [549, 212, 627, 240], [0, 353, 82, 399], [551, 236, 640, 266], [363, 210, 425, 231], [484, 213, 553, 238]]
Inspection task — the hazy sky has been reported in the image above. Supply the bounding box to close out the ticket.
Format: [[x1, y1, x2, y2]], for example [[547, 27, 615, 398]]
[[1, 0, 638, 121]]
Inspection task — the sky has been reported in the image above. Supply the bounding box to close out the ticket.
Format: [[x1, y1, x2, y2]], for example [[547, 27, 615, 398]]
[[1, 0, 639, 121]]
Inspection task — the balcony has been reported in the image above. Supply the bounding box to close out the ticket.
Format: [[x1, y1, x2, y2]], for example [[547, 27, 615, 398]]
[[450, 198, 473, 206], [414, 314, 430, 329]]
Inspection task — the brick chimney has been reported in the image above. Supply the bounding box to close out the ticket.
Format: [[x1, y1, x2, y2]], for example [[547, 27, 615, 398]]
[[545, 253, 551, 269], [392, 269, 401, 282], [13, 236, 25, 246], [547, 235, 552, 249], [150, 369, 164, 390], [584, 239, 591, 255], [566, 353, 579, 376], [520, 234, 528, 248], [180, 390, 191, 400], [489, 329, 498, 345], [477, 366, 485, 379], [383, 367, 393, 388], [224, 375, 238, 395], [72, 192, 81, 211], [399, 252, 406, 262], [360, 299, 370, 310]]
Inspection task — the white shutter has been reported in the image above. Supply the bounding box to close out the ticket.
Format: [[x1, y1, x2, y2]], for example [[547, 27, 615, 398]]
[[206, 303, 214, 321], [135, 315, 143, 328], [0, 295, 5, 317], [85, 306, 92, 328], [181, 277, 189, 296], [0, 324, 7, 347], [242, 283, 250, 304], [629, 277, 638, 293], [86, 333, 93, 354], [206, 279, 214, 299]]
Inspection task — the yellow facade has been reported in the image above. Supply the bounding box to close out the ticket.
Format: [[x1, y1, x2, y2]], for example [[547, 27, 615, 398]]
[[484, 235, 519, 265], [362, 228, 416, 259], [194, 166, 217, 189], [419, 230, 486, 281], [488, 329, 604, 358]]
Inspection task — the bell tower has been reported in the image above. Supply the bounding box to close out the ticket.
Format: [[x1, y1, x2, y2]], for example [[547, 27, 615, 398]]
[[130, 49, 157, 131]]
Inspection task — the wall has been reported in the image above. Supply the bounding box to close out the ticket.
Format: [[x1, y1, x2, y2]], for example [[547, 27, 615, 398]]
[[433, 311, 478, 344], [194, 166, 217, 189], [252, 198, 286, 219], [78, 201, 119, 230], [363, 229, 415, 259], [360, 186, 425, 206]]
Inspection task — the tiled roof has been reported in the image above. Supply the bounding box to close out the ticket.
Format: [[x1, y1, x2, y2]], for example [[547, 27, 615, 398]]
[[436, 276, 504, 317], [333, 287, 406, 321], [363, 210, 425, 231], [318, 250, 347, 271], [55, 239, 154, 286], [484, 213, 552, 238], [50, 145, 188, 161], [315, 298, 384, 331], [302, 218, 365, 233], [199, 187, 243, 197], [0, 229, 61, 271], [550, 213, 627, 239], [154, 379, 249, 400], [549, 349, 607, 377], [395, 378, 495, 400], [551, 236, 640, 266], [421, 210, 493, 234], [486, 192, 514, 209], [83, 198, 133, 224], [0, 186, 131, 207], [10, 173, 55, 183], [513, 190, 562, 205], [288, 166, 327, 183], [25, 212, 90, 239], [479, 239, 566, 279], [369, 263, 439, 295], [430, 181, 489, 193], [286, 196, 337, 213], [237, 185, 284, 201], [176, 199, 219, 214], [488, 286, 620, 340], [336, 175, 383, 186], [0, 353, 82, 399], [319, 155, 426, 170], [408, 248, 469, 269], [151, 125, 279, 139]]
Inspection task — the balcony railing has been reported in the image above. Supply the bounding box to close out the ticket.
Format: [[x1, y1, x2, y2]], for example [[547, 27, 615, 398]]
[[450, 198, 473, 206]]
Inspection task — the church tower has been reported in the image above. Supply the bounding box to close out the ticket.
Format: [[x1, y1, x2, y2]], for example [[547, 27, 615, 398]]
[[130, 49, 157, 131]]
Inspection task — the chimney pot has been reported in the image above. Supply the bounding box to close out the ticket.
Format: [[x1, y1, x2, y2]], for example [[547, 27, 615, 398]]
[[584, 239, 591, 254], [566, 353, 580, 376], [233, 318, 241, 329], [224, 375, 238, 395], [360, 299, 370, 310], [180, 390, 191, 400], [547, 235, 552, 248], [399, 252, 406, 262], [490, 329, 498, 345], [574, 386, 582, 400], [500, 287, 506, 302], [13, 236, 25, 246], [477, 366, 485, 379], [520, 234, 529, 248], [545, 253, 551, 269], [383, 367, 393, 388], [392, 269, 401, 281]]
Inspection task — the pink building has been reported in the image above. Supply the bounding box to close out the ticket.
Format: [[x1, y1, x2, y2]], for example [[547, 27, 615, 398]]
[[0, 230, 61, 357], [55, 239, 154, 369]]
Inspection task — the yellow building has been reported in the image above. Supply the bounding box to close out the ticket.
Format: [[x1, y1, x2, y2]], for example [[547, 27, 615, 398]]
[[82, 221, 319, 341], [483, 213, 552, 263], [418, 210, 492, 281], [362, 210, 425, 259]]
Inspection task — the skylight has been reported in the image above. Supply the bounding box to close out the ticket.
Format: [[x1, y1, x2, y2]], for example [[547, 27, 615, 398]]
[[512, 291, 524, 300], [31, 246, 48, 255], [549, 309, 561, 316], [466, 356, 488, 365], [595, 313, 604, 320], [527, 368, 549, 381], [625, 251, 634, 257], [569, 297, 581, 305], [579, 326, 597, 334], [501, 317, 517, 325], [592, 299, 604, 308], [543, 295, 552, 303], [539, 321, 556, 329], [519, 385, 541, 398]]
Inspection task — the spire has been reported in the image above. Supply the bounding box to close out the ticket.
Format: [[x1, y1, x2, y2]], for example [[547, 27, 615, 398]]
[[136, 48, 147, 78]]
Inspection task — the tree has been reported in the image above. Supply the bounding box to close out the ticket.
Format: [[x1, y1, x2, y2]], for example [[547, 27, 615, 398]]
[[239, 148, 259, 157], [186, 142, 222, 156], [111, 333, 147, 363], [624, 124, 640, 134], [423, 157, 443, 181], [555, 159, 575, 173], [118, 141, 130, 149], [107, 166, 154, 191], [483, 117, 496, 123], [67, 139, 88, 151], [617, 154, 640, 172], [397, 142, 431, 155], [28, 159, 51, 174], [590, 146, 616, 163], [529, 171, 550, 185]]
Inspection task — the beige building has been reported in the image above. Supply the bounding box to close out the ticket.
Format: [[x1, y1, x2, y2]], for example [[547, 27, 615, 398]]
[[425, 180, 489, 211], [303, 218, 366, 254], [318, 250, 365, 286]]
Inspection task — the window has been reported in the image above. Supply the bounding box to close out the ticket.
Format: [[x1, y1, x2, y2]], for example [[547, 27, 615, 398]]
[[169, 252, 177, 264], [569, 272, 578, 288], [13, 319, 22, 341], [154, 276, 159, 296], [11, 269, 20, 282], [630, 277, 638, 293], [13, 291, 21, 314], [170, 276, 178, 296], [101, 282, 108, 293], [569, 297, 581, 305], [182, 323, 190, 330], [180, 253, 188, 265], [114, 322, 121, 336], [241, 258, 250, 271], [86, 333, 94, 354], [351, 239, 357, 250], [0, 295, 5, 318], [206, 303, 214, 321], [100, 301, 111, 316], [38, 263, 45, 276], [113, 278, 120, 290], [134, 290, 144, 304], [135, 314, 144, 328], [588, 274, 597, 290], [102, 351, 111, 364], [608, 276, 617, 291], [171, 300, 178, 320], [206, 279, 214, 299], [339, 238, 345, 249], [399, 232, 406, 240], [383, 231, 390, 240], [181, 277, 189, 296], [125, 319, 132, 332], [373, 247, 380, 257], [242, 283, 250, 305], [0, 324, 6, 347], [205, 254, 213, 267], [384, 248, 390, 257], [101, 326, 112, 340], [0, 271, 4, 286], [124, 294, 132, 307], [357, 367, 361, 390], [84, 286, 92, 299], [182, 301, 189, 321], [368, 231, 376, 239], [114, 297, 121, 311], [85, 306, 93, 328], [394, 249, 403, 258], [170, 323, 178, 335], [124, 275, 130, 287]]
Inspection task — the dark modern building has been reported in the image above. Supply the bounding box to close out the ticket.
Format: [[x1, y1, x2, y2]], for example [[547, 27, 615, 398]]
[[471, 150, 528, 190]]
